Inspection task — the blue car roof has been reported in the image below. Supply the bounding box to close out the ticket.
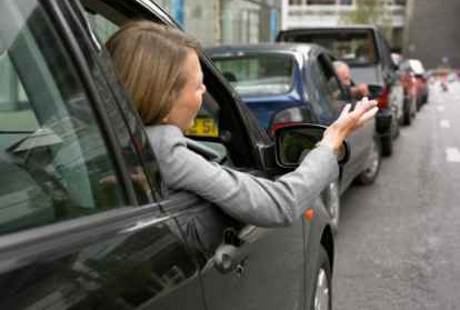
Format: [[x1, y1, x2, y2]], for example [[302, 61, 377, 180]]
[[205, 43, 326, 59]]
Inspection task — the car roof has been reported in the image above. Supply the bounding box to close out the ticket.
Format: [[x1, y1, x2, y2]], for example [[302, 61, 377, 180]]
[[205, 42, 328, 59], [279, 25, 378, 33]]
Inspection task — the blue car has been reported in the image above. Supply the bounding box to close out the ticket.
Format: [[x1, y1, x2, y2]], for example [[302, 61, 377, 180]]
[[207, 43, 381, 232]]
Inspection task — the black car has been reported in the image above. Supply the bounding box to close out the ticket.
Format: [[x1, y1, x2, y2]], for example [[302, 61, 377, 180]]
[[0, 0, 337, 309], [206, 43, 381, 232], [277, 26, 405, 156]]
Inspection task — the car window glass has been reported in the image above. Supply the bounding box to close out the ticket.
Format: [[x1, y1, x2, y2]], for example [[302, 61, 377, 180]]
[[0, 1, 126, 235], [308, 59, 339, 123], [82, 5, 120, 43], [318, 55, 344, 113], [211, 54, 294, 97], [380, 36, 394, 69], [79, 4, 165, 204], [285, 30, 377, 65], [0, 54, 39, 134]]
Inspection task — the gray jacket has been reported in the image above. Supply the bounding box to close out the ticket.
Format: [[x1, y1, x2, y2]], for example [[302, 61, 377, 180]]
[[146, 125, 339, 227]]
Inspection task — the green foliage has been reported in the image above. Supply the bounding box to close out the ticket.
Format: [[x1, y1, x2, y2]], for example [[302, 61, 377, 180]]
[[344, 0, 384, 25], [341, 0, 392, 40]]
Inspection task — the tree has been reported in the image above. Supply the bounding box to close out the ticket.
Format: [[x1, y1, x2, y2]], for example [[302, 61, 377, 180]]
[[341, 0, 392, 39]]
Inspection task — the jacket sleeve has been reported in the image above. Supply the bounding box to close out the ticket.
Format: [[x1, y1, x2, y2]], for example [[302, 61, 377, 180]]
[[147, 125, 339, 227]]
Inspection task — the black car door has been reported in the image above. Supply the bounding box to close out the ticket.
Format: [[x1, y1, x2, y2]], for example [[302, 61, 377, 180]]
[[0, 1, 205, 309], [180, 93, 307, 310]]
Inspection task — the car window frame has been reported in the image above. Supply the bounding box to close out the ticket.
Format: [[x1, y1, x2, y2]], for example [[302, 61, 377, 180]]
[[68, 0, 167, 204], [76, 0, 267, 171], [309, 51, 345, 120]]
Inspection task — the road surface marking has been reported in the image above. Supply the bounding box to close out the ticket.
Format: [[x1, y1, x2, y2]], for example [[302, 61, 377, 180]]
[[446, 147, 460, 163], [440, 120, 451, 128], [437, 106, 445, 111]]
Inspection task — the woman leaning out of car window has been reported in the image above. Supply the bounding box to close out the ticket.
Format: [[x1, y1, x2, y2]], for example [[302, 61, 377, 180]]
[[106, 21, 378, 227]]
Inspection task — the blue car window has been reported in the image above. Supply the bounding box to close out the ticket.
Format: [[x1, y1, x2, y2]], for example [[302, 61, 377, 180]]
[[307, 61, 337, 124]]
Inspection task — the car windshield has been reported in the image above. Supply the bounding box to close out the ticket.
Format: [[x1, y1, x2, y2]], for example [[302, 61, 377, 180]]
[[211, 53, 294, 97], [283, 30, 377, 65]]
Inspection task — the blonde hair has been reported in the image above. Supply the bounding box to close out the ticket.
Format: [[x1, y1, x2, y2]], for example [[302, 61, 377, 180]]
[[106, 21, 201, 125]]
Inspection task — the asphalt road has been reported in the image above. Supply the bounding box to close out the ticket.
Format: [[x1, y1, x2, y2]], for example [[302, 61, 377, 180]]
[[333, 80, 460, 310]]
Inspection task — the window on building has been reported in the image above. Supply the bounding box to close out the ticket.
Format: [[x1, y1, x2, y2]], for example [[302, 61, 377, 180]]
[[289, 0, 304, 4], [307, 0, 352, 4]]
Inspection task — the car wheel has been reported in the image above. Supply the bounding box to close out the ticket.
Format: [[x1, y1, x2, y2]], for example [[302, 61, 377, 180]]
[[411, 97, 417, 118], [325, 181, 340, 234], [356, 138, 381, 185], [381, 134, 392, 157], [313, 246, 332, 310], [403, 109, 411, 125], [403, 100, 412, 126], [416, 97, 422, 111]]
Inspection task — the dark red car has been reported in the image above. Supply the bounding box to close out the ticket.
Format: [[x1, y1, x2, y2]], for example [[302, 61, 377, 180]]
[[398, 60, 418, 125], [400, 59, 429, 110]]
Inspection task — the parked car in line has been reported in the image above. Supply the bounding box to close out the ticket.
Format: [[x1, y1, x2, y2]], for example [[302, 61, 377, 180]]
[[399, 59, 429, 109], [206, 43, 381, 232], [397, 60, 418, 124], [277, 26, 404, 156], [0, 0, 339, 309]]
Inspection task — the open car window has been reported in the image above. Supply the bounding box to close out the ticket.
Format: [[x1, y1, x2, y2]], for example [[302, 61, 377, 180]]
[[80, 1, 230, 165]]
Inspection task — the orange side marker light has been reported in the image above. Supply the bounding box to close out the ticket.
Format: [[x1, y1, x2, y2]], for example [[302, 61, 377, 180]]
[[304, 208, 315, 222]]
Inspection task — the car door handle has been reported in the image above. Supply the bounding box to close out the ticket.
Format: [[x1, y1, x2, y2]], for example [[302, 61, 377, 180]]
[[214, 243, 249, 275]]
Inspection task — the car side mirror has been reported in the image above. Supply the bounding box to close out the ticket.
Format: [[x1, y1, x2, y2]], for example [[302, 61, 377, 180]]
[[367, 84, 384, 100], [274, 123, 350, 168]]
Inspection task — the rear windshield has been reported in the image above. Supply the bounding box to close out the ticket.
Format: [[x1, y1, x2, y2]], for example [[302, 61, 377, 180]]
[[281, 30, 377, 65], [211, 53, 294, 97]]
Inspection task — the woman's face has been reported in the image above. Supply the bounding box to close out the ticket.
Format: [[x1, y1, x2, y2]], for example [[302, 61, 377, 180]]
[[164, 50, 206, 131]]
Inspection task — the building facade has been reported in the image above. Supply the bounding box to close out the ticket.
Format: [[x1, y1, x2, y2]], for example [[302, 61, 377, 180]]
[[156, 0, 282, 47], [281, 0, 406, 50], [404, 0, 460, 69]]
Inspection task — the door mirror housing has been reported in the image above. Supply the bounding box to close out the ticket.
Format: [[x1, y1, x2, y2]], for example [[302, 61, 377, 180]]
[[274, 123, 349, 168], [367, 84, 384, 100]]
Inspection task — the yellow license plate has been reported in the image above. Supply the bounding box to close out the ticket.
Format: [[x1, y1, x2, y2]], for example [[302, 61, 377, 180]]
[[185, 117, 219, 138]]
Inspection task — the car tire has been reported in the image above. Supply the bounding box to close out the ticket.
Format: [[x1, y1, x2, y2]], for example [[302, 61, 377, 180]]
[[381, 134, 392, 157], [403, 97, 414, 125], [411, 98, 417, 119], [403, 109, 411, 125], [416, 98, 422, 111], [312, 246, 332, 310], [356, 138, 381, 185], [324, 181, 340, 234]]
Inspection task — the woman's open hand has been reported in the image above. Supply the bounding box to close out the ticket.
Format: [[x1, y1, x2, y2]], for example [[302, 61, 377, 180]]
[[321, 97, 379, 154]]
